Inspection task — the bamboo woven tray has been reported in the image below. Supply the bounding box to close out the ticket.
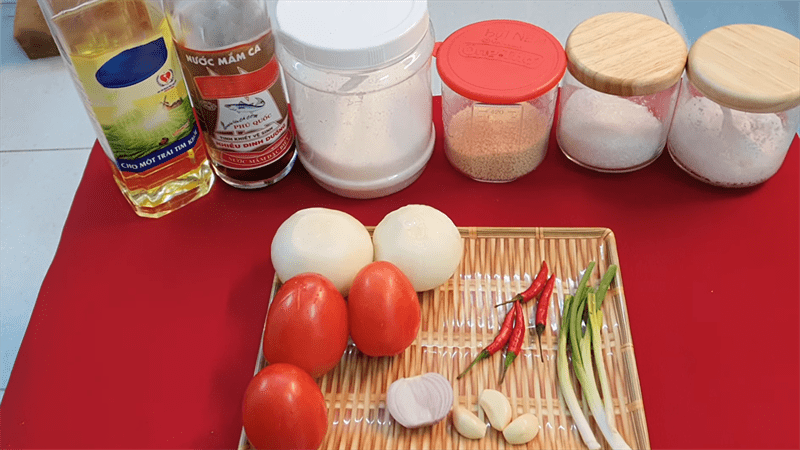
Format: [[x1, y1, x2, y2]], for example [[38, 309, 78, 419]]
[[240, 227, 649, 449]]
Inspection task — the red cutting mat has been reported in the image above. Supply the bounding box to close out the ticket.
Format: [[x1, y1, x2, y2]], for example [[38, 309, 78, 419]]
[[1, 97, 798, 449]]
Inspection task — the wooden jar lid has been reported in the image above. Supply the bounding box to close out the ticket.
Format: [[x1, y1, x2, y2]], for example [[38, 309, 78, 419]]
[[687, 24, 800, 113], [566, 12, 687, 97]]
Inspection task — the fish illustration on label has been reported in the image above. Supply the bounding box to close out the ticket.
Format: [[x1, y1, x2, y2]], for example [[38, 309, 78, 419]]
[[224, 97, 266, 112]]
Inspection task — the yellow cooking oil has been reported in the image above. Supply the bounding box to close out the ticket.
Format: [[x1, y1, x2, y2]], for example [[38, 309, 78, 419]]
[[50, 0, 213, 218]]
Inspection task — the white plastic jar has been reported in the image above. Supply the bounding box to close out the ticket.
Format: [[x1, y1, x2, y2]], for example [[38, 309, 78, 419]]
[[436, 20, 566, 183], [274, 0, 435, 198], [668, 24, 800, 187], [556, 12, 687, 173]]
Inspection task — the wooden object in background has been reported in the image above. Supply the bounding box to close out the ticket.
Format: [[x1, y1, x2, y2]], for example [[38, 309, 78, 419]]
[[13, 0, 60, 60]]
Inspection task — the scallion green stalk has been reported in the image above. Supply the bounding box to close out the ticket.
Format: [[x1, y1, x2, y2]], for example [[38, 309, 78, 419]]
[[594, 264, 618, 311], [588, 291, 617, 429]]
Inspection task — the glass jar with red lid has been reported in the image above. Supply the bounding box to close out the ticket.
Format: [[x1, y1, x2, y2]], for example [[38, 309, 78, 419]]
[[435, 20, 566, 182]]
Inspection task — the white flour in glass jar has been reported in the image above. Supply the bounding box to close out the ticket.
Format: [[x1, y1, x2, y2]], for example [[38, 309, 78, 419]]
[[557, 89, 664, 170], [668, 96, 790, 186]]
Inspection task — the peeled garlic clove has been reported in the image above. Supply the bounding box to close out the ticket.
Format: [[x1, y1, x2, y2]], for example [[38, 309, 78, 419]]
[[478, 389, 512, 431], [386, 373, 453, 428], [452, 405, 486, 440], [502, 413, 540, 445]]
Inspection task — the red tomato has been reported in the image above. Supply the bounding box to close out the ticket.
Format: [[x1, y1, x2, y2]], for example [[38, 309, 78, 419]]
[[348, 261, 421, 357], [242, 363, 328, 450], [264, 273, 349, 378]]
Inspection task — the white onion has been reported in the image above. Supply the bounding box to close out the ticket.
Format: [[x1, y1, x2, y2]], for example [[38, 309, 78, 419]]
[[270, 208, 373, 296], [373, 204, 462, 292], [386, 373, 453, 428]]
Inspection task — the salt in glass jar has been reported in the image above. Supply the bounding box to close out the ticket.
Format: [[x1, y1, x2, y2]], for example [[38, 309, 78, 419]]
[[667, 24, 800, 187], [274, 0, 435, 198], [556, 12, 687, 173], [436, 20, 566, 183]]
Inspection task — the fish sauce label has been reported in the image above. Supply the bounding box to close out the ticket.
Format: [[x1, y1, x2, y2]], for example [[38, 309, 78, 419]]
[[175, 33, 292, 170], [70, 20, 202, 174]]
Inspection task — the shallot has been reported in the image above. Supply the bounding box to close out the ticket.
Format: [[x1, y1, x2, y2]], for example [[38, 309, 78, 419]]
[[386, 373, 453, 428]]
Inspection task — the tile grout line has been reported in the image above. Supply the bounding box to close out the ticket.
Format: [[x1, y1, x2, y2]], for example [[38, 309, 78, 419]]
[[0, 147, 94, 153]]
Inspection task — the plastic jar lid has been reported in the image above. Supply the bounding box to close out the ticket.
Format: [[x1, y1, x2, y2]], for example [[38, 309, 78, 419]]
[[566, 12, 687, 97], [275, 0, 430, 71], [435, 20, 566, 104], [687, 24, 800, 113]]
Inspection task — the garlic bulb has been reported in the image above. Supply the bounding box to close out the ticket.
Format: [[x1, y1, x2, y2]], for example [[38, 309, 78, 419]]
[[386, 373, 453, 428]]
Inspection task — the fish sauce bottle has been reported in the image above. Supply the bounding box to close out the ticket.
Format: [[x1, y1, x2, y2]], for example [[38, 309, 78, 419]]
[[163, 0, 297, 189], [38, 0, 214, 218]]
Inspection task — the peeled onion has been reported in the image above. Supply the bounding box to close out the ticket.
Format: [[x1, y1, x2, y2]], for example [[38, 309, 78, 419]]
[[271, 208, 373, 296], [386, 373, 453, 428], [373, 205, 462, 292]]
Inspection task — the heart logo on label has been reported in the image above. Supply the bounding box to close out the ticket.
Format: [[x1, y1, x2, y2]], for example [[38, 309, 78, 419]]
[[157, 70, 174, 86]]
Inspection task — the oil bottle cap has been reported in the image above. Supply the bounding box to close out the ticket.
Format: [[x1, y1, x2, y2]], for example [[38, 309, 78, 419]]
[[566, 12, 687, 97], [687, 24, 800, 113], [435, 20, 566, 104], [275, 0, 430, 71]]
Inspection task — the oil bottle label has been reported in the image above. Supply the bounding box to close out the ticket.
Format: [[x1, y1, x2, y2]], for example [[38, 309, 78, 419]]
[[175, 33, 292, 170], [69, 20, 200, 174]]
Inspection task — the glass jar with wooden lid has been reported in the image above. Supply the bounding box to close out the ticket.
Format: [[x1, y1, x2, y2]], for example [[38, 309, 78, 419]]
[[667, 24, 800, 187], [556, 12, 687, 172]]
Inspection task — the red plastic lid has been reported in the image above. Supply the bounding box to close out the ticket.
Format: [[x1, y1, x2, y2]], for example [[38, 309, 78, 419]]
[[436, 20, 567, 104]]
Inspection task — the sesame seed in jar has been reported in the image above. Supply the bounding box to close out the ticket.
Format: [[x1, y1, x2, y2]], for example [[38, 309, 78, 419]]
[[445, 102, 551, 182]]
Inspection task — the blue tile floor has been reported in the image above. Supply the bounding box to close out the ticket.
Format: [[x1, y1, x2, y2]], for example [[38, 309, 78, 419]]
[[0, 0, 797, 405]]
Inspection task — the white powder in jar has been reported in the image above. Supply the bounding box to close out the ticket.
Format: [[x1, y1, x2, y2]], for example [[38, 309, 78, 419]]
[[289, 65, 433, 187], [556, 88, 665, 170], [445, 102, 550, 182], [667, 96, 791, 186]]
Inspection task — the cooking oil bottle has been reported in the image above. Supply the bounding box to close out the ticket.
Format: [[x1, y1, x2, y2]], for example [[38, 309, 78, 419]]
[[38, 0, 214, 218]]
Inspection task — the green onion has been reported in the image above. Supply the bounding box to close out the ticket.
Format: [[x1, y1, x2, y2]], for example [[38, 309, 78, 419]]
[[557, 295, 601, 450], [559, 263, 631, 450]]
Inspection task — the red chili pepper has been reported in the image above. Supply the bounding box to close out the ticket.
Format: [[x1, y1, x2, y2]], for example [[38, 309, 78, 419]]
[[457, 304, 517, 380], [498, 300, 525, 384], [496, 261, 548, 307], [535, 274, 556, 362]]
